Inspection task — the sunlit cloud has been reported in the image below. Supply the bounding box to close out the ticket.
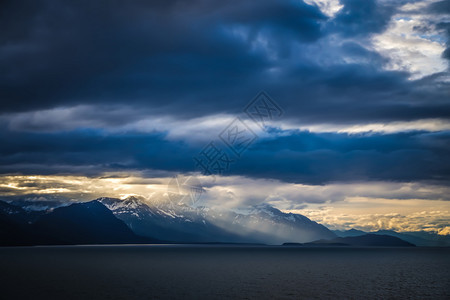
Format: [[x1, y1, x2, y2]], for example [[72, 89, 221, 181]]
[[0, 106, 266, 144], [304, 0, 343, 17], [372, 0, 449, 80], [0, 173, 168, 202], [438, 226, 450, 235], [279, 118, 450, 134], [3, 105, 450, 143], [296, 204, 450, 234], [1, 173, 449, 234]]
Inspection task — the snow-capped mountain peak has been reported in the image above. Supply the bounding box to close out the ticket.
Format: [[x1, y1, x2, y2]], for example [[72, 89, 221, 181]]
[[96, 196, 336, 244]]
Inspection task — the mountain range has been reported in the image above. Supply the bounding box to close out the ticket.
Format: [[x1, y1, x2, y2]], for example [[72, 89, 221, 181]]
[[1, 196, 447, 247], [0, 196, 336, 246], [96, 196, 336, 244]]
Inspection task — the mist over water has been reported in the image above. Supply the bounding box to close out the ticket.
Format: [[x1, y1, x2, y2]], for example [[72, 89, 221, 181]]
[[1, 245, 449, 299]]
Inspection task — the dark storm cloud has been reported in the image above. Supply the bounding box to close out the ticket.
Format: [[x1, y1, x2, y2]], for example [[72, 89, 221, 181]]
[[330, 0, 396, 36], [0, 0, 449, 185], [0, 0, 448, 122], [426, 0, 450, 63], [233, 130, 450, 184], [428, 0, 450, 15], [0, 128, 449, 185], [436, 22, 450, 61], [0, 0, 324, 113]]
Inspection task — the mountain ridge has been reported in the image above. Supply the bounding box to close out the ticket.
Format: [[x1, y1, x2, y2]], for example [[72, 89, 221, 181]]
[[97, 196, 337, 244], [1, 198, 447, 247], [306, 234, 416, 247]]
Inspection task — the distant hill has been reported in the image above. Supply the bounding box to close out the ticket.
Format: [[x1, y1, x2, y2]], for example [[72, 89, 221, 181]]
[[306, 234, 415, 247], [375, 230, 450, 247], [333, 228, 450, 247]]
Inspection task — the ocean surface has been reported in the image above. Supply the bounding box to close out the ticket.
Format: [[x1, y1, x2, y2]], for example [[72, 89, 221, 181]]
[[0, 245, 449, 299]]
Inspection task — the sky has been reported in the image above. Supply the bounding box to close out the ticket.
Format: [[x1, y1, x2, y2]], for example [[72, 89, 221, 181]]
[[0, 0, 449, 234]]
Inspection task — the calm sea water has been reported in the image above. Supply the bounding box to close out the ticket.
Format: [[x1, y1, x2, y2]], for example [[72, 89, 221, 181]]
[[0, 245, 448, 299]]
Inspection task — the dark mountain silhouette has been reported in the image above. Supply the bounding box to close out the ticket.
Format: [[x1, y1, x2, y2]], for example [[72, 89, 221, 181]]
[[374, 230, 450, 247], [333, 228, 450, 247], [306, 234, 415, 247], [33, 200, 158, 245], [0, 201, 57, 246], [0, 200, 159, 246]]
